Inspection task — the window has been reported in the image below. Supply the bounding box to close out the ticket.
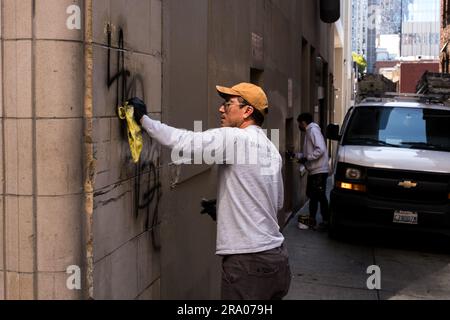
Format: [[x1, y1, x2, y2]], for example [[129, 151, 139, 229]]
[[442, 48, 450, 73], [444, 0, 450, 27], [445, 0, 450, 26]]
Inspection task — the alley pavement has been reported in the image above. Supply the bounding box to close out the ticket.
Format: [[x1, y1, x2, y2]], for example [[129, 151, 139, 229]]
[[284, 182, 450, 300]]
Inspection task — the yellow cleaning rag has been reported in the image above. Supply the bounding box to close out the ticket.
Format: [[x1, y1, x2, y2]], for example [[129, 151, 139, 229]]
[[118, 102, 143, 163]]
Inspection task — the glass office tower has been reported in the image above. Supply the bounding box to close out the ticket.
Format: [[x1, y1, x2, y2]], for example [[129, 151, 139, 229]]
[[401, 0, 440, 57]]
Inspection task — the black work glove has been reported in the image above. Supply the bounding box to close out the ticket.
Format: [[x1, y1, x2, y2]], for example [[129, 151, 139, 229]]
[[286, 151, 295, 160], [127, 97, 148, 124], [201, 199, 217, 222], [299, 157, 308, 165]]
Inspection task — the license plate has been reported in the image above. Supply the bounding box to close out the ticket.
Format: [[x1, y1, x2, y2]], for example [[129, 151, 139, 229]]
[[393, 211, 418, 225]]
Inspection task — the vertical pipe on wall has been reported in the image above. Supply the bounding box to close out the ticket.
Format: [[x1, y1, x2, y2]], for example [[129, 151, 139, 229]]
[[31, 0, 37, 300], [83, 0, 95, 300], [0, 0, 6, 300]]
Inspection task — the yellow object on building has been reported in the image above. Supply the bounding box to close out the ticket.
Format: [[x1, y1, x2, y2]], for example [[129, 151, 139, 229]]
[[118, 102, 143, 163]]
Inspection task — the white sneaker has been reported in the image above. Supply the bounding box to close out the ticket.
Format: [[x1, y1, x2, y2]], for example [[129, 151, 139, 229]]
[[298, 222, 309, 230]]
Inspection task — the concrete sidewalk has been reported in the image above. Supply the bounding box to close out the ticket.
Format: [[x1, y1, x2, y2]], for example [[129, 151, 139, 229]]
[[283, 209, 379, 300], [283, 178, 379, 300]]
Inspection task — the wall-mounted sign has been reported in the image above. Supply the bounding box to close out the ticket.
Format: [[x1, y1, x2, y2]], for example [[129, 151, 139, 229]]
[[252, 33, 264, 69], [288, 78, 293, 108]]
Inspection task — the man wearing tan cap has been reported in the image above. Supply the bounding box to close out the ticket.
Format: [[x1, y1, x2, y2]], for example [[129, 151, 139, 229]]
[[130, 83, 291, 300]]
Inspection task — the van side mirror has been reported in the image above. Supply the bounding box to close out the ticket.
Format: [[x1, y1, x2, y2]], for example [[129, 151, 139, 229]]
[[326, 124, 340, 141]]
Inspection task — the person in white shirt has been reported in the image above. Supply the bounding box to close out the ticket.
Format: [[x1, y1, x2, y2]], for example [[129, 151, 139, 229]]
[[291, 113, 330, 229], [129, 83, 291, 300]]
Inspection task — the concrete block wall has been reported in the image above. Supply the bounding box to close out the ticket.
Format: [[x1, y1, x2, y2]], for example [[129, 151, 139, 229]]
[[90, 0, 163, 300], [1, 0, 84, 299]]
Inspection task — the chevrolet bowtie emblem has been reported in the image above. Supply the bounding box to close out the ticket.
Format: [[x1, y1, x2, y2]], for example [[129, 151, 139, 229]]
[[398, 180, 418, 189]]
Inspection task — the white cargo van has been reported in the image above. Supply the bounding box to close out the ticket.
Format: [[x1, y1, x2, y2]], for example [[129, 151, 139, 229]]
[[326, 96, 450, 237]]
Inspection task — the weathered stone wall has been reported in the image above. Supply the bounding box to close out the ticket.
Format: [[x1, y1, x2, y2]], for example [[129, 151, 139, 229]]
[[90, 0, 162, 300], [0, 0, 85, 300]]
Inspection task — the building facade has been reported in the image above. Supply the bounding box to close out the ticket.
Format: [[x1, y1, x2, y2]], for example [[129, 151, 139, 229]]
[[377, 0, 403, 60], [401, 0, 440, 57], [366, 0, 381, 73], [1, 0, 337, 300], [399, 61, 440, 92], [441, 0, 450, 72], [379, 0, 403, 34], [335, 0, 355, 124], [351, 0, 369, 56], [364, 0, 440, 73]]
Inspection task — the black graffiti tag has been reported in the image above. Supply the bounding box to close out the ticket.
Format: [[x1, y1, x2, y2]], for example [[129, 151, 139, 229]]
[[106, 25, 162, 249]]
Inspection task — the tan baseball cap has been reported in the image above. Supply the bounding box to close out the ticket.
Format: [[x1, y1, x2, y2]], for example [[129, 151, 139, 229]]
[[216, 82, 269, 115]]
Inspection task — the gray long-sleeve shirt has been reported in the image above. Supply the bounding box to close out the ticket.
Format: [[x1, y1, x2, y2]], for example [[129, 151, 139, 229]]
[[297, 123, 330, 175], [141, 116, 285, 255]]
